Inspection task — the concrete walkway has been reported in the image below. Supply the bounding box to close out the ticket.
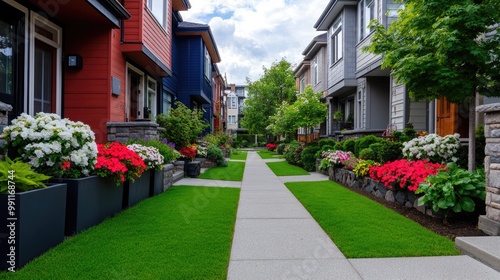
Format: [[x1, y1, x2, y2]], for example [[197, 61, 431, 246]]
[[176, 151, 500, 279]]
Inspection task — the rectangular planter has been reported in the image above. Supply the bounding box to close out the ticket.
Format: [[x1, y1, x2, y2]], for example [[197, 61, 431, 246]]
[[0, 183, 67, 271], [50, 176, 123, 236], [150, 168, 164, 196], [123, 170, 151, 208]]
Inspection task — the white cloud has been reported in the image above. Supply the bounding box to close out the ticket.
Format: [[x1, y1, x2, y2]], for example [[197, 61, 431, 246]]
[[180, 0, 326, 84]]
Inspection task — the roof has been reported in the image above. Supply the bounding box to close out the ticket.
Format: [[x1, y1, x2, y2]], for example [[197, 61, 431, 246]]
[[314, 0, 357, 31], [172, 0, 191, 11], [176, 21, 222, 63], [302, 33, 327, 59]]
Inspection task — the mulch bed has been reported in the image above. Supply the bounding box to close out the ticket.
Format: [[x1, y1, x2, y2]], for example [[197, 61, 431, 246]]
[[341, 184, 487, 240]]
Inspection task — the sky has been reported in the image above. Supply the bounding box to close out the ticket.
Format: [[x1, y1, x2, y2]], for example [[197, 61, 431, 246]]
[[180, 0, 327, 85]]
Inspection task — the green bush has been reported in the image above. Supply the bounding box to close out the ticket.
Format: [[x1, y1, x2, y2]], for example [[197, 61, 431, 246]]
[[301, 146, 321, 171], [318, 139, 336, 147], [284, 141, 303, 166], [156, 102, 209, 148], [315, 145, 334, 158], [206, 145, 225, 166], [277, 143, 287, 155], [416, 163, 486, 216], [0, 157, 50, 193], [392, 123, 418, 143], [369, 141, 403, 163], [241, 140, 249, 148], [342, 139, 356, 153], [359, 148, 376, 160], [354, 135, 381, 156], [204, 133, 230, 147]]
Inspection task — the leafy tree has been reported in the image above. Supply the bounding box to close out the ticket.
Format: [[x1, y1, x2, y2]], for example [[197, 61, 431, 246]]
[[156, 101, 209, 149], [365, 0, 500, 171], [268, 101, 297, 139], [240, 58, 297, 135]]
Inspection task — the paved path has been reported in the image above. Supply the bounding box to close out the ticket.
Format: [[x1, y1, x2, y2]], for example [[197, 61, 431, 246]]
[[176, 151, 500, 279]]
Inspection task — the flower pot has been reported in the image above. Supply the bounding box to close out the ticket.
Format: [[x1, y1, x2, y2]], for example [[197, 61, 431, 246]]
[[0, 183, 67, 271], [50, 176, 123, 236], [150, 168, 164, 196], [186, 161, 201, 178], [123, 170, 151, 209]]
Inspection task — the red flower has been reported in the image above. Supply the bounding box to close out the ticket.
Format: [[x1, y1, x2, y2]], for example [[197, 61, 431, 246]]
[[94, 142, 146, 186], [180, 147, 197, 159], [62, 161, 71, 170], [266, 143, 277, 151], [368, 159, 445, 192]]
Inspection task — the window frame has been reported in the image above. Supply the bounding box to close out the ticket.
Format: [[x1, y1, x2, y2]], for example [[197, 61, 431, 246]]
[[312, 56, 318, 85], [359, 0, 375, 41], [204, 46, 211, 80], [330, 16, 343, 65], [147, 0, 168, 30]]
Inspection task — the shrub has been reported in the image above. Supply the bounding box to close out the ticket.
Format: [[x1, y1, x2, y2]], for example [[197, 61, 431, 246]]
[[156, 102, 209, 148], [1, 112, 97, 178], [354, 135, 381, 156], [369, 159, 444, 192], [206, 145, 225, 166], [416, 163, 486, 216], [204, 133, 230, 147], [127, 144, 164, 170], [266, 143, 277, 151], [359, 148, 376, 160], [318, 139, 336, 147], [130, 139, 179, 163], [342, 139, 356, 153], [315, 145, 334, 159], [284, 141, 303, 165], [369, 141, 403, 163], [318, 150, 354, 170], [301, 146, 321, 171], [241, 140, 249, 148], [0, 157, 51, 193], [402, 133, 460, 164], [95, 142, 147, 186], [277, 143, 287, 155]]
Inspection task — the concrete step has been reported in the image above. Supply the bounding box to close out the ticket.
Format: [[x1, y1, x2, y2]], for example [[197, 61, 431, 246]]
[[455, 236, 500, 272], [172, 171, 184, 183]]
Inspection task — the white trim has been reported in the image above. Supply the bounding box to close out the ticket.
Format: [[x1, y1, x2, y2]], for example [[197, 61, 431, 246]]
[[29, 12, 62, 115], [146, 76, 157, 120], [126, 63, 145, 121]]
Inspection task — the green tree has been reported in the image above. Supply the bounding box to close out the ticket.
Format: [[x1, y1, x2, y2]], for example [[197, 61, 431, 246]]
[[365, 0, 500, 171], [268, 101, 297, 139], [240, 58, 297, 135], [156, 101, 209, 149]]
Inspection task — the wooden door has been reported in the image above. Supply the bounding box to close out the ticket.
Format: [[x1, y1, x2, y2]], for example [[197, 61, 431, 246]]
[[436, 97, 457, 136]]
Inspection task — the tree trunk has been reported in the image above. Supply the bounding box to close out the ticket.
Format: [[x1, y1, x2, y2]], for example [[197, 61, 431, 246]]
[[468, 97, 476, 171]]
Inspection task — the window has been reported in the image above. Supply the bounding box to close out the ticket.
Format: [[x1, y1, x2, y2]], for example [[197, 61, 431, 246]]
[[312, 56, 318, 84], [126, 64, 144, 121], [0, 19, 13, 96], [147, 0, 167, 29], [162, 90, 172, 115], [228, 96, 237, 109], [299, 74, 306, 93], [359, 0, 375, 40], [228, 115, 236, 124], [146, 77, 157, 120], [330, 17, 343, 64], [204, 46, 211, 79]]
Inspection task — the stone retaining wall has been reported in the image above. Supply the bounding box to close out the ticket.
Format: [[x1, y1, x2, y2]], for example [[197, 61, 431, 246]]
[[107, 122, 159, 143], [162, 164, 175, 191]]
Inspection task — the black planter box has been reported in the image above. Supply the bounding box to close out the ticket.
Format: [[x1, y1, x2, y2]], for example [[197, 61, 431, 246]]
[[150, 168, 164, 196], [50, 176, 123, 236], [186, 161, 201, 178], [123, 170, 151, 208], [0, 183, 67, 271]]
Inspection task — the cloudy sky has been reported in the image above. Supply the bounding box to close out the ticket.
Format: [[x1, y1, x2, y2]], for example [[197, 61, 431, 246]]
[[180, 0, 327, 85]]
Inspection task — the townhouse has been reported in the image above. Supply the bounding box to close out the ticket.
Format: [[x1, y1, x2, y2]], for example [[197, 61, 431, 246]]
[[0, 0, 223, 143], [225, 84, 247, 137]]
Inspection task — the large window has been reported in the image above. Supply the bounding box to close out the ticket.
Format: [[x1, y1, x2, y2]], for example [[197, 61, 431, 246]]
[[330, 17, 343, 64], [228, 96, 237, 109], [312, 56, 318, 85], [162, 89, 172, 115], [0, 19, 13, 96], [204, 46, 211, 79], [147, 0, 167, 29], [228, 115, 236, 124], [359, 0, 375, 41], [299, 74, 306, 93], [146, 78, 157, 120]]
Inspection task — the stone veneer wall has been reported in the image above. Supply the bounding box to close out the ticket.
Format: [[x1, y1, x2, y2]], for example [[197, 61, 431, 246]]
[[162, 164, 175, 191], [107, 122, 159, 143], [477, 103, 500, 236]]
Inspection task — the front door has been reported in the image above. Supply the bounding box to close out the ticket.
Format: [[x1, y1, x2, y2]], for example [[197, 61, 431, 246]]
[[436, 97, 457, 136]]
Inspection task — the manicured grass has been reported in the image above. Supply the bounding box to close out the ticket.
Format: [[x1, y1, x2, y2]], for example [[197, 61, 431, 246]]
[[229, 149, 247, 160], [198, 161, 245, 181], [2, 186, 240, 279], [286, 181, 460, 258], [266, 161, 310, 176], [257, 150, 280, 159]]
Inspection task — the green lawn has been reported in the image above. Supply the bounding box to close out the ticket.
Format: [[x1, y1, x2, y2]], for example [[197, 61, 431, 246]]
[[286, 181, 460, 258], [266, 161, 309, 176], [2, 186, 240, 279], [229, 149, 247, 160], [198, 161, 245, 181], [257, 150, 280, 159]]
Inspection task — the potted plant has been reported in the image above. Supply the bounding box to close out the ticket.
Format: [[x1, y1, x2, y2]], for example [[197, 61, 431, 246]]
[[333, 110, 343, 121], [1, 113, 122, 236], [127, 143, 164, 199], [0, 157, 67, 271], [95, 142, 147, 209]]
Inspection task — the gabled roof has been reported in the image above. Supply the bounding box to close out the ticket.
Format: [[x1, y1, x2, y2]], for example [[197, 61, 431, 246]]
[[293, 60, 310, 77], [314, 0, 357, 31], [176, 21, 222, 63], [302, 33, 327, 59]]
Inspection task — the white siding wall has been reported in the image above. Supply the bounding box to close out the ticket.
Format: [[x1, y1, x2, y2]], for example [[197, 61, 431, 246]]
[[390, 78, 405, 130], [409, 101, 428, 131]]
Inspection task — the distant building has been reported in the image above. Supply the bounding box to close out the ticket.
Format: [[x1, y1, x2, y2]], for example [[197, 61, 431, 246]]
[[226, 84, 247, 137]]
